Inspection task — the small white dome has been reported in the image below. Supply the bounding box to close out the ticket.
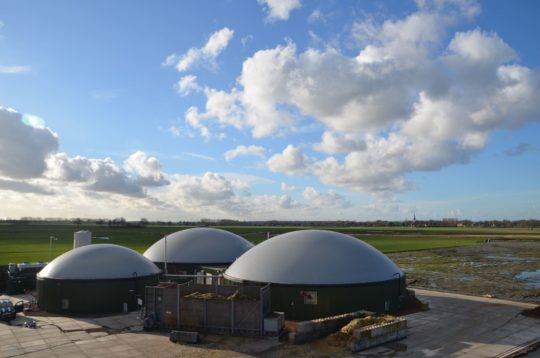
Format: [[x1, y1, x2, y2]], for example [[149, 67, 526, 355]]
[[38, 244, 161, 280], [225, 230, 403, 285], [143, 228, 253, 264]]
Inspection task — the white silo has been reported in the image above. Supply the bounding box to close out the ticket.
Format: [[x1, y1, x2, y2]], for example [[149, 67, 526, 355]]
[[73, 230, 92, 248]]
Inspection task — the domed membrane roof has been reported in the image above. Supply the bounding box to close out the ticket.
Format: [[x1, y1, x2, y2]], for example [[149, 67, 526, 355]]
[[38, 244, 161, 280], [143, 228, 253, 264], [225, 230, 403, 285]]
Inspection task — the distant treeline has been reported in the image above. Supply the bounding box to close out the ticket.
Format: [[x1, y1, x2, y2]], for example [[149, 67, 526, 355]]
[[1, 217, 539, 228]]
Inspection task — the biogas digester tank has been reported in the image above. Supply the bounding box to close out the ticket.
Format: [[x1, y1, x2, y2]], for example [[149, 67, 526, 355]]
[[37, 244, 161, 313], [225, 230, 407, 320]]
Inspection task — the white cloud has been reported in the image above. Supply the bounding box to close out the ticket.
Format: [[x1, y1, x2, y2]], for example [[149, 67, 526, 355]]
[[258, 0, 301, 22], [0, 65, 32, 74], [185, 0, 540, 195], [280, 182, 296, 192], [164, 27, 234, 72], [0, 178, 53, 195], [313, 131, 366, 154], [302, 186, 352, 209], [176, 75, 201, 96], [0, 107, 59, 179], [46, 151, 169, 197], [169, 126, 182, 137], [241, 35, 254, 47], [184, 88, 244, 138], [308, 9, 324, 23], [267, 145, 310, 176], [165, 172, 235, 204], [181, 152, 215, 161], [47, 154, 146, 197], [124, 151, 169, 186], [224, 145, 266, 161]]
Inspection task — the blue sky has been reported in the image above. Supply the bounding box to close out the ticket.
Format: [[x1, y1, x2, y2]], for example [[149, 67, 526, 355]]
[[0, 0, 539, 221]]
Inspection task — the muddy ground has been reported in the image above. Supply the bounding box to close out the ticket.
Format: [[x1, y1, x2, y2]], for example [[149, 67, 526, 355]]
[[389, 240, 540, 303]]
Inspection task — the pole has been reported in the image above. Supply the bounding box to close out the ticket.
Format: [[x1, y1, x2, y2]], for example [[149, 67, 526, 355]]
[[49, 236, 57, 261], [164, 233, 168, 276], [49, 236, 53, 261]]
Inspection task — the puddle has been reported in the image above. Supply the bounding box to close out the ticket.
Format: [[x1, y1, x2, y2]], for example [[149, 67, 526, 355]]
[[515, 269, 540, 288], [486, 255, 522, 261]]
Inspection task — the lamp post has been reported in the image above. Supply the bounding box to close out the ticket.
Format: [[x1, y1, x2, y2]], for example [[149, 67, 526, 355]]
[[49, 236, 58, 261]]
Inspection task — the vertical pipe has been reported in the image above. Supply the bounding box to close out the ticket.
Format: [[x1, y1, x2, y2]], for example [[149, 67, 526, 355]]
[[231, 299, 235, 335], [204, 299, 207, 331], [259, 286, 264, 336], [176, 284, 180, 328], [164, 234, 168, 276], [153, 287, 157, 317]]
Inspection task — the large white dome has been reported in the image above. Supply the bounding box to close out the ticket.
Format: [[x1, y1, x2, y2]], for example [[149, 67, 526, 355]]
[[224, 230, 403, 285], [38, 244, 161, 280], [143, 228, 253, 264]]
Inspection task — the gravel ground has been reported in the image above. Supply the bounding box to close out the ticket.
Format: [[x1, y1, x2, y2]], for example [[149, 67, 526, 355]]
[[389, 240, 540, 303]]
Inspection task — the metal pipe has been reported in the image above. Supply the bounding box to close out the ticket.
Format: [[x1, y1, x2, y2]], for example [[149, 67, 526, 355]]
[[163, 233, 168, 276], [163, 273, 223, 278], [49, 236, 58, 261]]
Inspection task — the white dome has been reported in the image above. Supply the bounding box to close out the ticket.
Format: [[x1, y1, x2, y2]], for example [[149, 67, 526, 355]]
[[38, 244, 161, 280], [143, 228, 253, 264], [224, 230, 403, 285]]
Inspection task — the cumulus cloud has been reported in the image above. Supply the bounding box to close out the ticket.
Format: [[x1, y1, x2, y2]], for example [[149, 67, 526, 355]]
[[224, 145, 266, 161], [176, 75, 201, 96], [313, 131, 366, 154], [165, 172, 235, 204], [124, 151, 169, 186], [302, 186, 352, 209], [267, 145, 310, 176], [47, 151, 169, 197], [259, 0, 301, 22], [0, 178, 53, 195], [280, 182, 296, 192], [0, 107, 59, 179], [47, 154, 145, 197], [184, 0, 540, 194], [164, 27, 234, 72]]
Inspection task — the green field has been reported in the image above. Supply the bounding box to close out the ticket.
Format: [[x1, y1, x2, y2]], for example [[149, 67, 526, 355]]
[[0, 224, 539, 264]]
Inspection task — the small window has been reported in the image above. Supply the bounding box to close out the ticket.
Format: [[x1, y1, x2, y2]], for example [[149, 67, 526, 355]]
[[61, 299, 69, 310], [302, 291, 317, 305], [384, 300, 390, 312]]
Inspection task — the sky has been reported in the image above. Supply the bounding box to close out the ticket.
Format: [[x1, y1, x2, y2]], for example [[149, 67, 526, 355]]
[[0, 0, 539, 222]]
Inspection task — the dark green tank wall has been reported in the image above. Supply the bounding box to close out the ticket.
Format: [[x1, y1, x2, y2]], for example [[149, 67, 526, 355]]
[[37, 274, 159, 313], [269, 276, 406, 321]]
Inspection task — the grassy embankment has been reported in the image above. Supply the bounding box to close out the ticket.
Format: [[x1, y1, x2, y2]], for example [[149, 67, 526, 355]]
[[0, 224, 539, 264]]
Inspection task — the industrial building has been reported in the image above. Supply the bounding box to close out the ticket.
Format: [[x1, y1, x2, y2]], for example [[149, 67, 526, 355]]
[[37, 244, 161, 313], [143, 228, 253, 275], [5, 262, 47, 294], [225, 230, 406, 320]]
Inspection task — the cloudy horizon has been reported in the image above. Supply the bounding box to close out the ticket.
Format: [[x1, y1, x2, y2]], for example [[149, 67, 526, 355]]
[[1, 0, 539, 221]]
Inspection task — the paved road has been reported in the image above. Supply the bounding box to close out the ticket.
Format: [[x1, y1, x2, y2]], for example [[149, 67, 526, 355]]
[[359, 289, 540, 357], [0, 289, 539, 357]]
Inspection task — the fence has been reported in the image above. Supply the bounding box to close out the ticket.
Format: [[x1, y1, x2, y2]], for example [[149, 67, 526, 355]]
[[145, 281, 272, 336]]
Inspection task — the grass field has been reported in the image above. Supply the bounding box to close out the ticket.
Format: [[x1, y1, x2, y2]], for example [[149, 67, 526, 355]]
[[0, 224, 539, 264]]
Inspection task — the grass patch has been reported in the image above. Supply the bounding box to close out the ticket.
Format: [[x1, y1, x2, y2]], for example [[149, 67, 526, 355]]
[[0, 224, 538, 264]]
